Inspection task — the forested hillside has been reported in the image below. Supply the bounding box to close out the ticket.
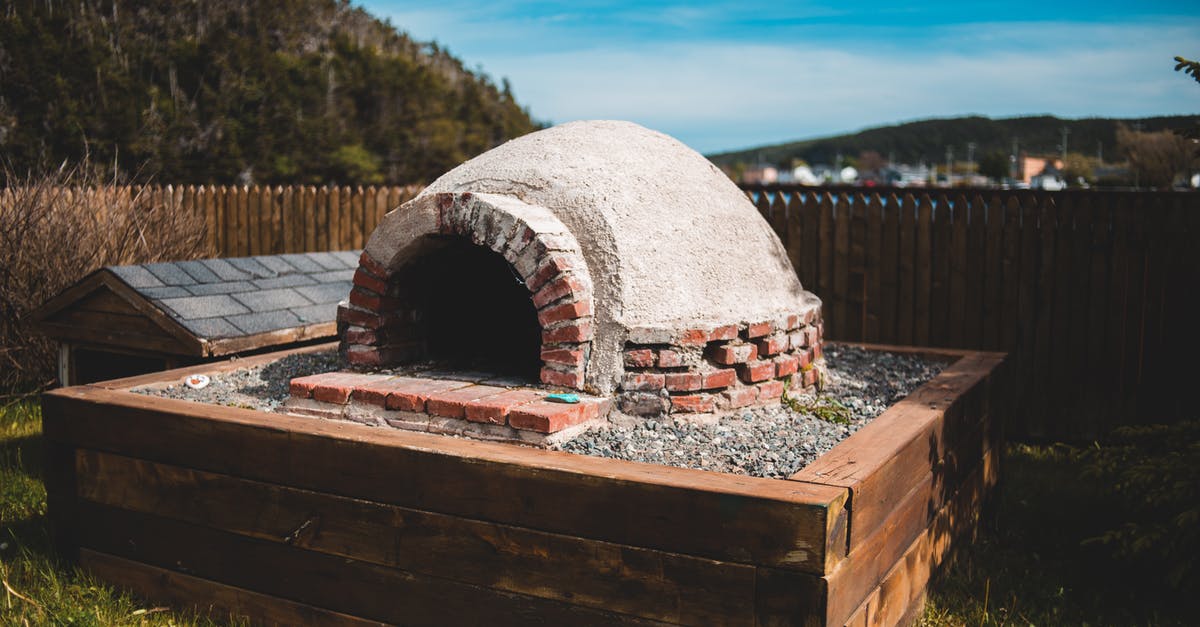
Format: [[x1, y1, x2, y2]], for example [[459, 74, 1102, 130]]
[[0, 0, 539, 184], [708, 114, 1196, 168]]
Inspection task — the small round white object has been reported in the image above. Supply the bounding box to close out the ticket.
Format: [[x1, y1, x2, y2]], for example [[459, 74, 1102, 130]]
[[184, 374, 211, 390]]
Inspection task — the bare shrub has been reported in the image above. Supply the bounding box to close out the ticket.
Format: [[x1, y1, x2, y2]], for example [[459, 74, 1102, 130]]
[[0, 162, 213, 392]]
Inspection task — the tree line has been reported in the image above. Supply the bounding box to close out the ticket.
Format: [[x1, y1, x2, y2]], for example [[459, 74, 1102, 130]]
[[0, 0, 540, 185]]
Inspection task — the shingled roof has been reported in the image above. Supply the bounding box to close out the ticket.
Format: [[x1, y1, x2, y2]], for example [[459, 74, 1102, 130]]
[[33, 251, 360, 357]]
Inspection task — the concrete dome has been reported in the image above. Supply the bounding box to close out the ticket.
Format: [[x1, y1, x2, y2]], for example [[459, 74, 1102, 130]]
[[351, 120, 822, 401]]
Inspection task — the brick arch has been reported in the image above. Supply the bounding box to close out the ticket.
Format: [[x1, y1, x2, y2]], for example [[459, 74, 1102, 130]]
[[339, 192, 594, 390]]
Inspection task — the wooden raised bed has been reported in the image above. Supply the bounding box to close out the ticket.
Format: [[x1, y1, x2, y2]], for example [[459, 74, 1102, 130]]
[[42, 343, 1007, 626]]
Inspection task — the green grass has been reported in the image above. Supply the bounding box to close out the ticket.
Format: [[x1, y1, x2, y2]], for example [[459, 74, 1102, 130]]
[[918, 443, 1195, 626], [0, 396, 232, 626], [2, 395, 1194, 625]]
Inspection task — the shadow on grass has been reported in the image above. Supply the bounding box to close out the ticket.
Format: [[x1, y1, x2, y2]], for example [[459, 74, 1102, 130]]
[[921, 443, 1196, 626]]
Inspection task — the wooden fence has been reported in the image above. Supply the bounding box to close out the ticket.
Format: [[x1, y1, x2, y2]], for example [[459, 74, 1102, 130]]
[[742, 184, 1198, 441], [6, 183, 1195, 439]]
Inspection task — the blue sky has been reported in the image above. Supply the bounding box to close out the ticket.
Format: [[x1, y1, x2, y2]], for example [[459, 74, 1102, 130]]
[[358, 1, 1199, 153]]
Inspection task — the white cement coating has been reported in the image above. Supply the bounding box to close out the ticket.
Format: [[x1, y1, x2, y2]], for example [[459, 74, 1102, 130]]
[[379, 120, 820, 393]]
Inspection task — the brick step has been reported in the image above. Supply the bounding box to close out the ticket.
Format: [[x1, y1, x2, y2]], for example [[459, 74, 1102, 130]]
[[286, 372, 610, 447]]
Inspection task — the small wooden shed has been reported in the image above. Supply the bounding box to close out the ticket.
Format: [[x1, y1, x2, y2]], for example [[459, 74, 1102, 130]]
[[32, 252, 360, 385]]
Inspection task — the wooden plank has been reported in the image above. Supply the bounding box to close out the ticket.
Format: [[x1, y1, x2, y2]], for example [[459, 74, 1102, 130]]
[[351, 185, 366, 249], [896, 194, 917, 346], [800, 191, 821, 293], [78, 449, 758, 625], [280, 185, 295, 254], [819, 192, 835, 306], [833, 193, 851, 341], [34, 322, 189, 356], [81, 550, 383, 627], [93, 342, 336, 390], [981, 196, 1004, 350], [205, 323, 338, 357], [75, 503, 667, 627], [72, 288, 146, 316], [791, 352, 1003, 552], [247, 185, 262, 256], [962, 195, 985, 350], [302, 186, 317, 253], [1119, 198, 1147, 418], [314, 186, 330, 252], [752, 567, 828, 626], [848, 194, 868, 342], [42, 441, 79, 561], [267, 185, 282, 254], [864, 193, 883, 343], [42, 386, 844, 574], [238, 186, 251, 257], [786, 190, 806, 288], [948, 193, 968, 348], [1067, 199, 1093, 433], [1031, 197, 1058, 436], [1014, 196, 1039, 435], [878, 194, 900, 344], [833, 449, 998, 627], [929, 193, 951, 347], [754, 188, 771, 224], [45, 308, 174, 341], [1000, 196, 1021, 350], [913, 194, 933, 346], [769, 189, 789, 245], [1085, 196, 1112, 433]]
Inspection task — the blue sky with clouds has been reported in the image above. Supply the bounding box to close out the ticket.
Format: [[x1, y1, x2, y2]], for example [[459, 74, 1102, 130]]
[[359, 1, 1199, 153]]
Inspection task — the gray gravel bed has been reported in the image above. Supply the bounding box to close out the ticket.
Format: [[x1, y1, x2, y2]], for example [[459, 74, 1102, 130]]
[[134, 345, 945, 479], [554, 345, 945, 478], [133, 350, 342, 412]]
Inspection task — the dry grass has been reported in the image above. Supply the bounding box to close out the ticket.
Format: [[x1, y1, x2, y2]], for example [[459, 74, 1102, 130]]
[[0, 163, 212, 391]]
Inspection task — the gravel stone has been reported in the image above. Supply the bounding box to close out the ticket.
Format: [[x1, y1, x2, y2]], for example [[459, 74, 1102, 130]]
[[133, 345, 944, 478]]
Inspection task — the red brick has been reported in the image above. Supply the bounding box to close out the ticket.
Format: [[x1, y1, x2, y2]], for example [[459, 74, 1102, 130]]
[[425, 385, 507, 419], [797, 350, 812, 369], [671, 394, 716, 413], [738, 360, 776, 383], [543, 347, 586, 367], [338, 304, 384, 330], [784, 314, 802, 331], [353, 268, 389, 296], [532, 274, 587, 308], [623, 373, 665, 391], [723, 386, 759, 408], [776, 354, 801, 378], [464, 389, 544, 425], [664, 372, 704, 392], [358, 251, 388, 279], [542, 320, 593, 344], [678, 328, 709, 346], [385, 379, 471, 412], [307, 373, 381, 404], [804, 327, 820, 348], [537, 299, 592, 326], [525, 254, 579, 292], [344, 345, 385, 367], [708, 324, 738, 341], [802, 368, 819, 387], [541, 367, 584, 389], [349, 287, 397, 312], [509, 400, 592, 433], [352, 376, 436, 407], [746, 320, 774, 338], [755, 334, 788, 357], [757, 380, 785, 401], [624, 349, 655, 368], [289, 374, 323, 398], [657, 349, 683, 367], [804, 308, 820, 325], [702, 368, 737, 389], [344, 326, 382, 346], [812, 343, 823, 360], [788, 332, 806, 351], [710, 343, 757, 365]]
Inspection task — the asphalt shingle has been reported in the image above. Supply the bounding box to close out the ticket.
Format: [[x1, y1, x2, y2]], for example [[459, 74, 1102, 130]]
[[179, 317, 241, 339], [140, 286, 193, 299], [305, 252, 345, 271], [292, 302, 338, 325], [256, 256, 297, 275], [175, 260, 222, 283], [159, 294, 250, 320], [277, 253, 325, 273], [231, 288, 313, 313], [200, 259, 252, 281], [109, 265, 164, 288], [227, 310, 302, 335], [295, 282, 352, 305], [227, 257, 277, 279], [253, 274, 316, 289], [312, 269, 355, 283], [143, 262, 197, 286], [185, 281, 257, 296], [331, 251, 360, 268]]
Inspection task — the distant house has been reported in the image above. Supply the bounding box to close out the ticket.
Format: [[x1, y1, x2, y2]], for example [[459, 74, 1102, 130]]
[[1019, 155, 1063, 185], [1029, 160, 1066, 190], [741, 164, 779, 184]]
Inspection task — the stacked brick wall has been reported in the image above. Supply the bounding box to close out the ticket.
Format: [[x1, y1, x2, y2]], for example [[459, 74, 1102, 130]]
[[619, 305, 823, 416], [338, 193, 594, 390]]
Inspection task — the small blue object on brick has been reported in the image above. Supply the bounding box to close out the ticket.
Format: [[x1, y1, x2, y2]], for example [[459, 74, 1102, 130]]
[[545, 393, 579, 404]]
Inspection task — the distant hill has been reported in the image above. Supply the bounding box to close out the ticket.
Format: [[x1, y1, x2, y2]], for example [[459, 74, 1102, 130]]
[[707, 114, 1198, 169], [0, 0, 539, 185]]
